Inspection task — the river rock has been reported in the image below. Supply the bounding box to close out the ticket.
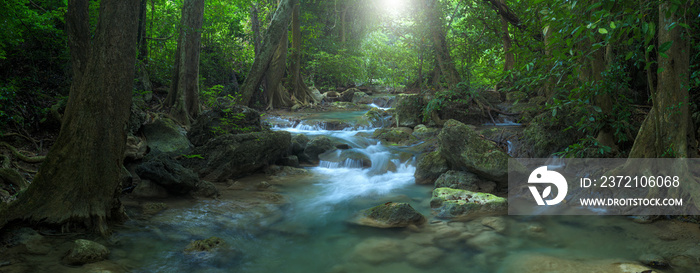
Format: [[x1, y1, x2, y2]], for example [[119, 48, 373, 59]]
[[132, 179, 169, 198], [395, 94, 423, 128], [499, 253, 658, 273], [290, 134, 309, 155], [188, 100, 264, 146], [434, 170, 480, 191], [351, 91, 369, 104], [124, 134, 147, 160], [363, 107, 390, 127], [438, 119, 510, 185], [430, 188, 507, 219], [135, 155, 199, 195], [412, 124, 438, 139], [406, 246, 444, 267], [319, 150, 371, 169], [341, 88, 360, 102], [372, 96, 395, 108], [466, 230, 506, 251], [304, 136, 335, 162], [184, 130, 291, 181], [277, 155, 300, 167], [142, 115, 192, 153], [481, 216, 507, 233], [351, 202, 426, 228], [193, 180, 220, 198], [350, 238, 407, 264], [638, 253, 669, 268], [372, 127, 416, 144], [414, 151, 448, 185], [63, 239, 110, 265], [185, 236, 223, 252]]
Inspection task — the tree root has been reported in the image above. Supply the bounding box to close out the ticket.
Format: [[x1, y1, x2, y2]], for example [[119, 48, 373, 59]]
[[0, 142, 45, 163]]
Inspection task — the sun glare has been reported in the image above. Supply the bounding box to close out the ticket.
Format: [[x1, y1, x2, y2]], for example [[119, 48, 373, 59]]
[[381, 0, 406, 16]]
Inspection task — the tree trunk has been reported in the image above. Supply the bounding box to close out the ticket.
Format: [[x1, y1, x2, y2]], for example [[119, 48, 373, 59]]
[[629, 1, 692, 158], [240, 0, 296, 106], [288, 2, 319, 106], [425, 0, 460, 88], [0, 0, 140, 234], [266, 32, 292, 109], [500, 14, 514, 72], [165, 0, 205, 127], [137, 0, 148, 62]]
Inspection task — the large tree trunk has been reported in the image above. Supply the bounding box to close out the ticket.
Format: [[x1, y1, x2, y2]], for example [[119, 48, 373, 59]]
[[240, 0, 296, 106], [500, 14, 514, 71], [425, 0, 461, 88], [0, 0, 140, 234], [266, 32, 292, 109], [137, 0, 148, 61], [165, 0, 205, 126], [289, 2, 319, 106], [629, 1, 692, 158]]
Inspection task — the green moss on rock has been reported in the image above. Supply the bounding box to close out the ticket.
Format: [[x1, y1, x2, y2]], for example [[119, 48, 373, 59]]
[[430, 188, 507, 219], [352, 202, 426, 228]]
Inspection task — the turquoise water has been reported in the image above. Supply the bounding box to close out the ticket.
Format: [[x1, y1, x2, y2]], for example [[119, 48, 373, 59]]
[[106, 110, 700, 273]]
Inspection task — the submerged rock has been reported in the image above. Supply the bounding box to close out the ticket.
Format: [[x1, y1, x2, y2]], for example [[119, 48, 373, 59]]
[[351, 202, 426, 228], [430, 188, 507, 219], [500, 253, 659, 273], [185, 236, 224, 252], [63, 239, 110, 265], [350, 238, 407, 264], [438, 119, 511, 186]]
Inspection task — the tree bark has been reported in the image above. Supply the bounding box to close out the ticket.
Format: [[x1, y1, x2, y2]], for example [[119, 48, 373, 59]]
[[266, 32, 292, 109], [165, 0, 205, 126], [0, 0, 140, 234], [425, 0, 460, 88], [500, 14, 514, 72], [240, 0, 296, 106], [629, 1, 692, 158], [137, 0, 148, 61]]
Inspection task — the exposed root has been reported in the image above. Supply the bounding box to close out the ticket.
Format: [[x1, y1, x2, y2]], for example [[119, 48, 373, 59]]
[[0, 142, 45, 163]]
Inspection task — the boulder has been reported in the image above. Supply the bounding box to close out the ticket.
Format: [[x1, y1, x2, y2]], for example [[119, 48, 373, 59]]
[[372, 127, 416, 144], [439, 119, 510, 185], [132, 179, 169, 198], [193, 180, 220, 198], [124, 134, 147, 160], [128, 98, 147, 134], [394, 94, 423, 128], [323, 91, 341, 102], [188, 100, 264, 146], [277, 155, 300, 168], [290, 134, 309, 155], [310, 87, 324, 103], [63, 239, 110, 265], [351, 202, 426, 228], [430, 188, 507, 219], [340, 88, 360, 102], [142, 115, 192, 153], [521, 110, 586, 157], [304, 136, 335, 162], [414, 151, 448, 185], [351, 91, 369, 104], [372, 96, 395, 108], [184, 130, 291, 181], [319, 150, 371, 169], [412, 124, 438, 139], [363, 107, 390, 128], [481, 90, 503, 104], [434, 170, 480, 191], [135, 155, 199, 195]]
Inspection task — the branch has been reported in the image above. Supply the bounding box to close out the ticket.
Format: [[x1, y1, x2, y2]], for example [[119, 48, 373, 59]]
[[145, 34, 174, 41]]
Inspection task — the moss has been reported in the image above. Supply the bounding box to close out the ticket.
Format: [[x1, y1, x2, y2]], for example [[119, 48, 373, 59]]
[[430, 187, 507, 218], [185, 236, 224, 252]]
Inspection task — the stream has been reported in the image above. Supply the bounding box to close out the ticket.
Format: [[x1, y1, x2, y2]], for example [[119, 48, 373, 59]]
[[10, 107, 698, 272]]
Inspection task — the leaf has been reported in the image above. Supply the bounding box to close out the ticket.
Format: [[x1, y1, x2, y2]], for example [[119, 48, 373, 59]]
[[598, 28, 608, 34], [542, 186, 552, 199], [642, 22, 649, 33], [659, 41, 673, 53], [646, 45, 655, 52], [589, 117, 595, 121], [625, 51, 634, 60], [610, 22, 616, 29], [592, 106, 602, 112]]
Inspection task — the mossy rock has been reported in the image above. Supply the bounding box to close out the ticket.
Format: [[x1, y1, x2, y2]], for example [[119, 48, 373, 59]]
[[395, 94, 423, 128], [434, 170, 480, 191], [185, 236, 224, 252], [143, 115, 192, 153], [414, 151, 448, 185], [363, 108, 391, 128], [304, 136, 335, 162], [63, 239, 110, 265], [412, 124, 438, 139], [438, 119, 510, 185], [372, 127, 416, 144], [351, 202, 426, 228], [430, 188, 507, 219]]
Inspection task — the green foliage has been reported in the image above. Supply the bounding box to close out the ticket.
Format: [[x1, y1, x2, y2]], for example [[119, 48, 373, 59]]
[[181, 154, 205, 159], [554, 136, 612, 158], [201, 84, 224, 109], [422, 82, 477, 122], [211, 107, 253, 135]]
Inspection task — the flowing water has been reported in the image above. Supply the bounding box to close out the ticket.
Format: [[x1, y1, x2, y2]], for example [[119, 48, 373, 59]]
[[9, 108, 697, 272]]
